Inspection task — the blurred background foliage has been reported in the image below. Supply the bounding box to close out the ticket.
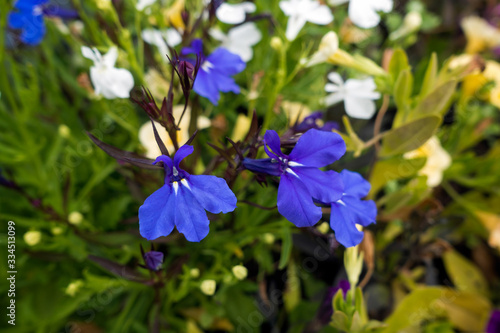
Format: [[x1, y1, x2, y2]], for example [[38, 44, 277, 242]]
[[1, 0, 500, 332]]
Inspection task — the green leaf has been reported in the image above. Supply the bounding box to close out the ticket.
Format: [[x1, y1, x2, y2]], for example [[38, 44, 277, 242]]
[[369, 156, 426, 197], [442, 249, 489, 297], [393, 69, 413, 112], [410, 80, 457, 121], [331, 311, 350, 331], [420, 53, 438, 98], [278, 225, 292, 270], [380, 116, 440, 157], [388, 49, 410, 86]]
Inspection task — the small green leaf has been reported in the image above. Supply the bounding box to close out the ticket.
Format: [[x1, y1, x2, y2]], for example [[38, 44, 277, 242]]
[[331, 311, 350, 331], [388, 49, 410, 85], [278, 226, 292, 270], [442, 249, 489, 297], [411, 80, 457, 121], [420, 53, 438, 98], [369, 156, 426, 197], [380, 116, 440, 157], [393, 69, 414, 112]]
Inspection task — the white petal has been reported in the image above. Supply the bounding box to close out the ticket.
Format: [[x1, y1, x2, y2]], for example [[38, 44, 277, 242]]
[[324, 83, 341, 93], [327, 72, 344, 86], [91, 67, 134, 99], [164, 28, 182, 47], [81, 46, 99, 63], [136, 0, 156, 11], [285, 14, 307, 40], [304, 4, 333, 25], [349, 0, 381, 29], [344, 78, 380, 100], [216, 2, 256, 24], [279, 0, 295, 16], [373, 0, 393, 13], [102, 46, 118, 68], [142, 29, 170, 59], [138, 121, 166, 159], [344, 95, 377, 119], [209, 28, 227, 42], [324, 91, 346, 106], [197, 116, 211, 129], [329, 0, 349, 5], [228, 22, 262, 46]]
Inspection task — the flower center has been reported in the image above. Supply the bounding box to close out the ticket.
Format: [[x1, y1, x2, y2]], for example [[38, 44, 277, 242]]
[[271, 157, 302, 177], [201, 60, 214, 73]]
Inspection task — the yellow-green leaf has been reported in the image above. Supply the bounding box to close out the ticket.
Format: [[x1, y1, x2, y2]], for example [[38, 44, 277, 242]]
[[442, 249, 489, 297]]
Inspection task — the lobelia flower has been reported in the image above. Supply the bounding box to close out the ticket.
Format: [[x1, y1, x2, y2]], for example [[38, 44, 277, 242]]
[[8, 0, 78, 45], [329, 170, 376, 247], [486, 309, 500, 333], [215, 1, 256, 24], [403, 136, 451, 188], [139, 145, 237, 242], [141, 28, 182, 60], [330, 0, 393, 29], [279, 0, 334, 41], [293, 112, 339, 132], [209, 22, 262, 62], [143, 251, 164, 271], [81, 46, 135, 99], [243, 129, 346, 227], [324, 72, 380, 119], [182, 39, 245, 105]]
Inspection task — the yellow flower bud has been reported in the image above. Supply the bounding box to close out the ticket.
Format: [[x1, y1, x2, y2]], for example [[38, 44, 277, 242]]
[[270, 37, 283, 51], [317, 222, 330, 235], [51, 226, 64, 235], [68, 211, 83, 225], [65, 280, 84, 297], [58, 124, 71, 138], [190, 268, 200, 278], [200, 280, 216, 296], [24, 230, 41, 246], [263, 233, 275, 244], [232, 265, 248, 280]]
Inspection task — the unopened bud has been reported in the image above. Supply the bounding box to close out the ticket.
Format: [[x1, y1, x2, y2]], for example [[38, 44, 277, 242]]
[[200, 279, 216, 295], [232, 265, 248, 280]]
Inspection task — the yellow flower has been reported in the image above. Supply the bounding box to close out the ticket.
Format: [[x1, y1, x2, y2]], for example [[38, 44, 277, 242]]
[[200, 279, 216, 296], [164, 0, 185, 30], [231, 114, 252, 143], [281, 101, 311, 126], [483, 60, 500, 108], [461, 16, 500, 54], [138, 105, 211, 159], [232, 265, 248, 280], [404, 136, 451, 187], [24, 230, 41, 246]]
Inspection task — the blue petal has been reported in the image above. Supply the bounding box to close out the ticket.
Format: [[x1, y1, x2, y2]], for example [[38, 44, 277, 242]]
[[8, 12, 27, 29], [139, 185, 176, 240], [242, 158, 282, 176], [173, 145, 194, 168], [207, 48, 246, 75], [289, 129, 346, 168], [330, 202, 364, 247], [292, 167, 343, 203], [175, 185, 210, 242], [212, 71, 240, 94], [340, 170, 371, 198], [278, 173, 322, 227], [188, 175, 237, 214], [264, 130, 285, 159], [21, 21, 45, 45], [193, 69, 220, 105], [181, 38, 203, 56], [342, 196, 377, 227]]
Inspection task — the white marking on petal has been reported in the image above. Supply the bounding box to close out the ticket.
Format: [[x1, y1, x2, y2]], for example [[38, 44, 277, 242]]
[[336, 199, 346, 206], [180, 179, 191, 191], [173, 167, 179, 177], [173, 181, 179, 195], [287, 161, 304, 167], [285, 168, 300, 178], [201, 60, 214, 72]]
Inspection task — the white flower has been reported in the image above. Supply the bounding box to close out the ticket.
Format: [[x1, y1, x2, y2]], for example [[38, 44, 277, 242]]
[[200, 279, 217, 295], [216, 2, 256, 24], [210, 22, 262, 62], [141, 28, 182, 60], [331, 0, 392, 29], [138, 105, 211, 159], [404, 136, 451, 187], [136, 0, 156, 11], [279, 0, 333, 41], [232, 265, 248, 280], [81, 46, 135, 99], [324, 73, 380, 119], [307, 31, 339, 66]]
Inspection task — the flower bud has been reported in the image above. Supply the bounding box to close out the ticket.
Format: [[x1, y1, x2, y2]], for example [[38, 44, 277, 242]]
[[190, 268, 200, 278], [200, 279, 216, 295], [143, 251, 164, 271], [65, 280, 84, 297], [317, 222, 330, 235], [68, 211, 83, 225], [58, 124, 71, 138], [263, 233, 275, 244], [51, 226, 64, 235], [270, 36, 283, 51], [24, 230, 41, 246], [232, 265, 248, 280]]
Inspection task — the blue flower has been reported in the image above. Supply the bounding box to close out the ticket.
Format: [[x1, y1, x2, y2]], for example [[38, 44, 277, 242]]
[[182, 39, 245, 105], [139, 145, 237, 242], [329, 170, 377, 247], [8, 0, 78, 45], [143, 251, 164, 271], [243, 129, 346, 227], [293, 111, 339, 132]]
